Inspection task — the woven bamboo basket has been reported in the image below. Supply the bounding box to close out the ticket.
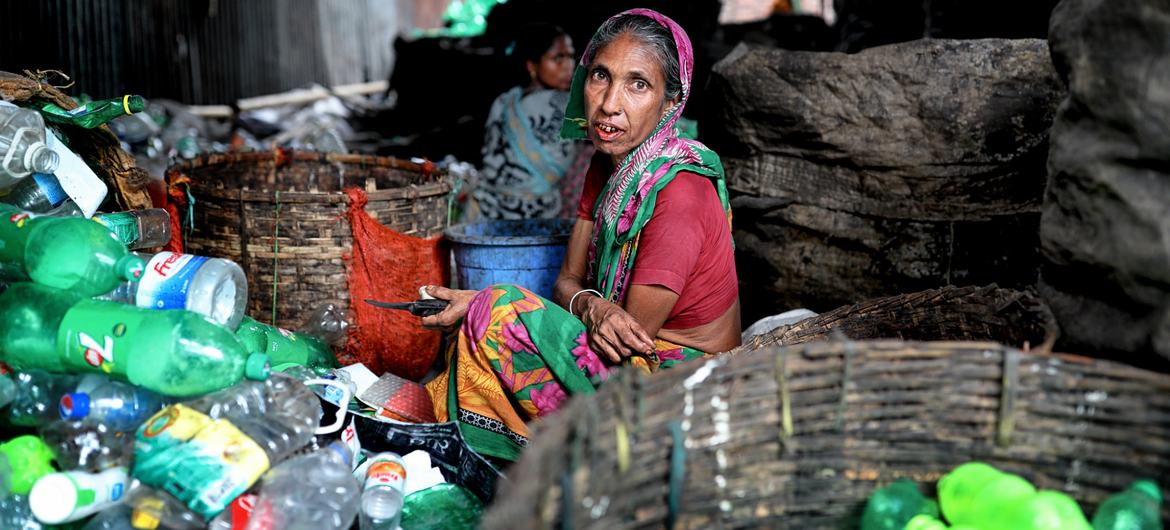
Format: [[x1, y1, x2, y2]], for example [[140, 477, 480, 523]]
[[169, 151, 450, 328], [482, 340, 1170, 529]]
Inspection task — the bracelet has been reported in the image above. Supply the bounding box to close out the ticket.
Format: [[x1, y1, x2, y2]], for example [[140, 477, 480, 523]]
[[569, 289, 603, 317]]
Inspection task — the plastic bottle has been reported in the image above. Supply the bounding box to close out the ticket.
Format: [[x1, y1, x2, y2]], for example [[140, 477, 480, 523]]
[[0, 282, 271, 397], [0, 371, 13, 410], [91, 209, 173, 250], [100, 251, 247, 330], [939, 462, 1092, 530], [1092, 480, 1163, 530], [0, 494, 52, 530], [34, 95, 147, 129], [0, 106, 60, 188], [243, 442, 360, 530], [0, 203, 144, 295], [132, 374, 321, 521], [0, 173, 68, 212], [40, 420, 134, 471], [2, 369, 72, 426], [60, 378, 168, 432], [296, 303, 351, 347], [359, 452, 408, 530], [860, 478, 940, 530], [236, 316, 338, 368], [0, 436, 56, 495], [28, 466, 130, 524]]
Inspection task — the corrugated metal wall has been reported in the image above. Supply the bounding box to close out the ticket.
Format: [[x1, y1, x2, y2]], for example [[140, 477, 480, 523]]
[[0, 0, 402, 104]]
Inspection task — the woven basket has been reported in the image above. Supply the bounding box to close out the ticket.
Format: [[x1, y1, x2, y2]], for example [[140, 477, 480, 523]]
[[169, 151, 450, 328], [482, 340, 1170, 529]]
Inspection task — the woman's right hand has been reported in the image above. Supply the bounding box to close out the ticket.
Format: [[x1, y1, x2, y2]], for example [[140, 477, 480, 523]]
[[579, 295, 656, 363], [420, 285, 478, 331]]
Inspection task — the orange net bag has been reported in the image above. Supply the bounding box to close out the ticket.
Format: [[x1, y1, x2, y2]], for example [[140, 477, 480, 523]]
[[340, 188, 449, 380]]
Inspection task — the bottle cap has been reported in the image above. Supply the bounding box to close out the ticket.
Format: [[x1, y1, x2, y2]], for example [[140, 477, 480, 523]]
[[28, 473, 78, 524], [1132, 480, 1163, 503], [245, 354, 271, 380], [59, 392, 91, 420], [116, 254, 146, 282]]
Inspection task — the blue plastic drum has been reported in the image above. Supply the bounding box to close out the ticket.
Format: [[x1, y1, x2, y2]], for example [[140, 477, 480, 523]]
[[444, 219, 574, 299]]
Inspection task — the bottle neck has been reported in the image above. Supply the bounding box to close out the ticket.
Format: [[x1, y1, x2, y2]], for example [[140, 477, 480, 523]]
[[26, 143, 59, 174]]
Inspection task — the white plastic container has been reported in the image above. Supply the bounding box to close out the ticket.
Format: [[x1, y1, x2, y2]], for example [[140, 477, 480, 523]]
[[28, 467, 130, 524], [101, 251, 248, 330]]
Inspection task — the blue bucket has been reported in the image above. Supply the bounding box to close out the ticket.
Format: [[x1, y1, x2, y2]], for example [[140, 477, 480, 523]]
[[445, 219, 574, 299]]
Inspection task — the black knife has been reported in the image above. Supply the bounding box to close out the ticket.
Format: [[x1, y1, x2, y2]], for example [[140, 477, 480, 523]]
[[364, 299, 450, 317]]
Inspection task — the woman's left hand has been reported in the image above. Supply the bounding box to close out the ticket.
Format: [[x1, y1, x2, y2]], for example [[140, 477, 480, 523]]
[[580, 295, 656, 363], [420, 285, 477, 331]]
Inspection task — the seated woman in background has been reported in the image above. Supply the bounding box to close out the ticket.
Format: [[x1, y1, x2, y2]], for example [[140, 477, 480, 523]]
[[470, 23, 594, 220], [423, 9, 740, 462]]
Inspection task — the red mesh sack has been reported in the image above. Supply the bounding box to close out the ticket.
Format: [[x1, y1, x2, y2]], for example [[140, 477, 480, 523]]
[[341, 188, 448, 379]]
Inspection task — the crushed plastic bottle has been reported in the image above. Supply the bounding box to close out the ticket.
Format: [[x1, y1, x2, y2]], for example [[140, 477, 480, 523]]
[[243, 442, 360, 530]]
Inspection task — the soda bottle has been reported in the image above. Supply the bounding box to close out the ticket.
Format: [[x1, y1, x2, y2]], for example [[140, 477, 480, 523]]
[[1092, 480, 1163, 530], [0, 173, 68, 212], [90, 209, 172, 251], [939, 462, 1036, 525], [100, 251, 247, 330], [296, 303, 350, 347], [359, 452, 408, 530], [236, 316, 338, 369], [132, 374, 321, 521], [0, 105, 59, 188], [0, 494, 52, 530], [0, 203, 145, 295], [0, 282, 271, 397], [243, 442, 360, 530], [207, 494, 257, 530], [0, 435, 55, 495], [34, 95, 148, 129], [28, 466, 131, 524], [40, 420, 134, 471], [60, 378, 168, 432], [860, 478, 940, 530]]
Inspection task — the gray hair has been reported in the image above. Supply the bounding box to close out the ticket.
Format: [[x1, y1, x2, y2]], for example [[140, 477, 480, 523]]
[[586, 14, 682, 101]]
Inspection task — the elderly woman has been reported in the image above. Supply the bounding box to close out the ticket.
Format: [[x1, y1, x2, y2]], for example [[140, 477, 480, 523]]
[[423, 9, 740, 462]]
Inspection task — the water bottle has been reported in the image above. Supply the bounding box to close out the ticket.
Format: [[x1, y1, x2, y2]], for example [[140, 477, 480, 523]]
[[28, 466, 131, 524], [0, 494, 52, 530], [132, 374, 321, 521], [236, 316, 338, 369], [1092, 480, 1163, 530], [34, 95, 147, 129], [359, 452, 408, 530], [40, 420, 134, 471], [860, 478, 940, 530], [0, 435, 55, 495], [243, 442, 360, 530], [101, 251, 248, 331], [0, 106, 59, 188], [0, 282, 271, 397], [0, 203, 144, 295], [296, 303, 351, 347], [3, 369, 79, 427], [60, 378, 168, 432], [92, 209, 173, 250], [0, 173, 68, 212]]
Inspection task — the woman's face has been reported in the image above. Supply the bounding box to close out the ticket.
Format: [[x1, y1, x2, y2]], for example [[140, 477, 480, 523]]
[[531, 35, 575, 91], [583, 32, 677, 165]]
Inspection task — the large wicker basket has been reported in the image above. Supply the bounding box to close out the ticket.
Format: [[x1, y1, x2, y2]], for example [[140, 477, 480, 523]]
[[169, 151, 450, 328], [482, 341, 1170, 529]]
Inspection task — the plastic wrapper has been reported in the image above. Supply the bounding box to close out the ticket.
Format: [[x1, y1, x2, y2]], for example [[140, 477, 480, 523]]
[[401, 483, 483, 530]]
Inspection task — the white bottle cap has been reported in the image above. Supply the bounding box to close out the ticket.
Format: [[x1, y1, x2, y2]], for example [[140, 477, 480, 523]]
[[29, 473, 78, 524]]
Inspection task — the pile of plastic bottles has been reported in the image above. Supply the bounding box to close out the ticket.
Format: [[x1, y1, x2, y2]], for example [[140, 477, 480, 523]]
[[860, 462, 1164, 530], [0, 97, 478, 529]]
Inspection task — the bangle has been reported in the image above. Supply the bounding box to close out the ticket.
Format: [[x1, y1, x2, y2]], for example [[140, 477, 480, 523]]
[[569, 289, 603, 317]]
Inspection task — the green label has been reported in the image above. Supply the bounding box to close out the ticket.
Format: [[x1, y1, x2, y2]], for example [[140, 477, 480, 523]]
[[0, 207, 33, 263], [57, 300, 149, 375], [92, 213, 140, 247]]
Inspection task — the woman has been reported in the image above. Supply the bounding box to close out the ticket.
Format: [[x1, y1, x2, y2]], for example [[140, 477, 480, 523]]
[[424, 9, 740, 462], [471, 23, 593, 220]]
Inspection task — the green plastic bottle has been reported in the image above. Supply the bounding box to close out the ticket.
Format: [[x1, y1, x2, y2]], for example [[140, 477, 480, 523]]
[[34, 95, 147, 129], [0, 283, 270, 397], [0, 203, 144, 296], [939, 462, 1092, 530], [236, 316, 338, 368], [860, 478, 940, 530], [0, 435, 56, 495], [1092, 480, 1163, 530]]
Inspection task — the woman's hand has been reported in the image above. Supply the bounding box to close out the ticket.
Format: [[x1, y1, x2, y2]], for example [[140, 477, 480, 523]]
[[420, 285, 478, 331], [580, 295, 656, 363]]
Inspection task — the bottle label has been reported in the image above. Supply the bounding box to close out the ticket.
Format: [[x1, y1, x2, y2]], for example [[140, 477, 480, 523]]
[[58, 300, 154, 374], [364, 457, 406, 493], [92, 212, 140, 247], [134, 404, 271, 520], [136, 252, 209, 310], [32, 173, 67, 207]]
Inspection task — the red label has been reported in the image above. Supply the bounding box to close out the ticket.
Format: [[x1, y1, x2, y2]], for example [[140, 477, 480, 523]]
[[230, 494, 256, 530], [152, 252, 183, 277], [367, 461, 406, 487]]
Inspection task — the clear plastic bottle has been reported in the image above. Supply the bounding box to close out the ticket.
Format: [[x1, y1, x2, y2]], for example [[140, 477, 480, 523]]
[[91, 209, 173, 250], [359, 452, 408, 530], [243, 442, 360, 530], [0, 372, 14, 409], [0, 494, 52, 530], [296, 303, 351, 347], [40, 419, 134, 471], [3, 369, 79, 427], [60, 378, 168, 432], [100, 251, 248, 330], [0, 173, 68, 212], [0, 105, 60, 188], [28, 466, 131, 524], [132, 374, 321, 522]]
